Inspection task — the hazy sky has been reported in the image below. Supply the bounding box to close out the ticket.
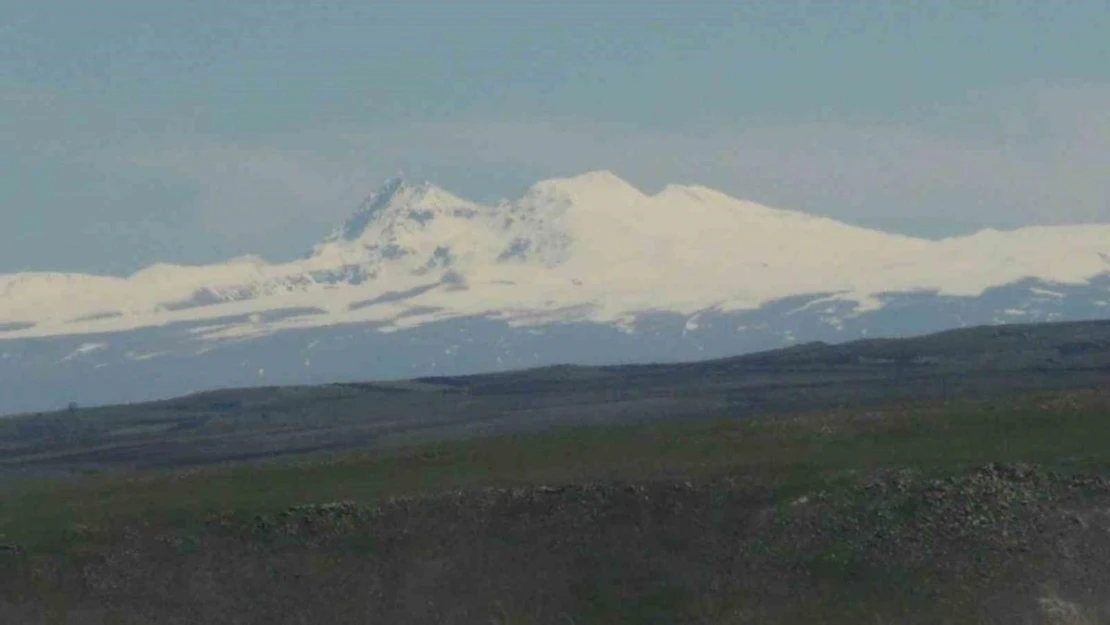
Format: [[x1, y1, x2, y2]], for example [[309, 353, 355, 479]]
[[3, 1, 1109, 275]]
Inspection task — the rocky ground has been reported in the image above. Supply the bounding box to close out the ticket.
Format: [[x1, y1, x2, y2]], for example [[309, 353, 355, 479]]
[[3, 463, 1109, 624]]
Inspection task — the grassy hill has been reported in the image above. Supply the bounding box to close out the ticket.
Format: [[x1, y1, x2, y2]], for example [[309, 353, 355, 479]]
[[2, 319, 1110, 623], [3, 318, 1110, 479]]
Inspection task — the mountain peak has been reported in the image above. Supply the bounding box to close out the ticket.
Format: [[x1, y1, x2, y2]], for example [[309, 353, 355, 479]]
[[332, 176, 411, 242], [565, 170, 629, 185], [527, 170, 641, 200], [324, 177, 470, 245]]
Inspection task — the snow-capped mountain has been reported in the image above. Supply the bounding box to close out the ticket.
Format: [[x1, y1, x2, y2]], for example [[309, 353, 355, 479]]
[[2, 171, 1109, 415]]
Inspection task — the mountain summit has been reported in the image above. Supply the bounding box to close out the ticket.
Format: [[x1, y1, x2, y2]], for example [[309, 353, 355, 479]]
[[320, 177, 476, 246]]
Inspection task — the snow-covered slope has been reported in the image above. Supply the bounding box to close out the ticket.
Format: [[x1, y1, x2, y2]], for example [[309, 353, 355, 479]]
[[3, 170, 1109, 343], [3, 170, 1110, 415]]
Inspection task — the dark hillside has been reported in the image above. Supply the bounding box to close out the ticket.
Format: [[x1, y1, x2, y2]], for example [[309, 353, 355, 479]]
[[2, 319, 1110, 479]]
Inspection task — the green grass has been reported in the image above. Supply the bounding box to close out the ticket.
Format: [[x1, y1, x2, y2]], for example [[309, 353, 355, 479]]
[[4, 389, 1110, 624], [2, 389, 1109, 554]]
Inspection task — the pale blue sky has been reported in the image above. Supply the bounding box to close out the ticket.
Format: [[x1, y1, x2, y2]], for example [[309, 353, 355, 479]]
[[3, 1, 1109, 275]]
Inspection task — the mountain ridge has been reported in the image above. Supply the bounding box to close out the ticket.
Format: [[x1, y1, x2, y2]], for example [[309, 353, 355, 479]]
[[1, 170, 1109, 348]]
